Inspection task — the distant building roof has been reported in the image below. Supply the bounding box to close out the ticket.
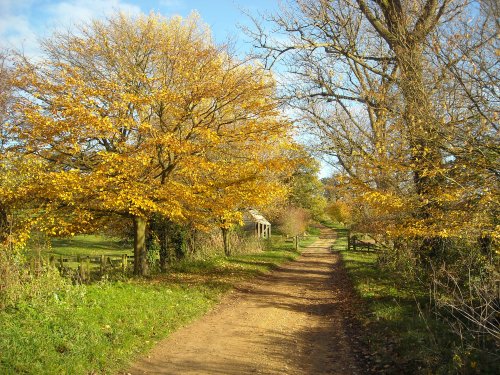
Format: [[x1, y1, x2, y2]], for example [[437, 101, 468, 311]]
[[243, 208, 271, 226]]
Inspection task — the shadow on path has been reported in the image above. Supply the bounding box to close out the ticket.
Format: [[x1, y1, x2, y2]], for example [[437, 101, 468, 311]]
[[126, 228, 365, 375]]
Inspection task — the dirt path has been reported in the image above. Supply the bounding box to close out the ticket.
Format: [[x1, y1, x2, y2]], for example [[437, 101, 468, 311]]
[[127, 229, 362, 375]]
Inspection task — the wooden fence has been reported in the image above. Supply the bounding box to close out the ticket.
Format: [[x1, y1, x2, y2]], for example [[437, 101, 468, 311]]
[[346, 231, 379, 252], [46, 254, 134, 281]]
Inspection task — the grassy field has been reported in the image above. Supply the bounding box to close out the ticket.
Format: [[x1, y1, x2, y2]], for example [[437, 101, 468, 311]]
[[330, 224, 496, 374], [42, 235, 134, 273], [0, 233, 317, 374], [50, 235, 133, 257]]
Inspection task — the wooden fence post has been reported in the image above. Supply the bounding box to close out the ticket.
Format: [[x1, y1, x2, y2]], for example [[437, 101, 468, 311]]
[[347, 230, 351, 251], [100, 254, 105, 275], [353, 236, 357, 252], [122, 254, 128, 273], [78, 262, 85, 283], [86, 256, 90, 278]]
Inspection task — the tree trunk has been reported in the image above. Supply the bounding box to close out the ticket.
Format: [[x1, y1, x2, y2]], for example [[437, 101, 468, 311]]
[[222, 227, 230, 256], [396, 45, 443, 204], [154, 218, 187, 268], [187, 228, 197, 256], [146, 218, 155, 256], [395, 43, 445, 258], [0, 207, 8, 243], [173, 225, 185, 260], [133, 215, 148, 276]]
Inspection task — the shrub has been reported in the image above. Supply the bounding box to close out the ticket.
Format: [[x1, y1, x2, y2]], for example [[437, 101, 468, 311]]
[[275, 206, 310, 237], [325, 201, 352, 226], [0, 245, 69, 309]]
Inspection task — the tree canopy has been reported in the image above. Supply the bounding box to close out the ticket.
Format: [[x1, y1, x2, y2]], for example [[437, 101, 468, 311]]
[[249, 0, 498, 242], [9, 12, 296, 274]]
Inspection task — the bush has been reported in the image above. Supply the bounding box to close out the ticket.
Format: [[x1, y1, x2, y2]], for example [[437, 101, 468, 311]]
[[370, 235, 499, 372], [275, 206, 310, 237], [0, 246, 69, 309], [325, 201, 352, 225], [228, 232, 265, 255], [429, 243, 499, 353], [156, 227, 265, 262]]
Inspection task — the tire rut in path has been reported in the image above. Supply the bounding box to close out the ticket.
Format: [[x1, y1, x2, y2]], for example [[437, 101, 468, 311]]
[[127, 229, 361, 375]]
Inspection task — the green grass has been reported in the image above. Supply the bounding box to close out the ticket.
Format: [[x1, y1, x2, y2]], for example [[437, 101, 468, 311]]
[[306, 226, 321, 236], [0, 282, 220, 374], [50, 235, 133, 257], [330, 225, 495, 374], [298, 234, 318, 248], [1, 234, 318, 374]]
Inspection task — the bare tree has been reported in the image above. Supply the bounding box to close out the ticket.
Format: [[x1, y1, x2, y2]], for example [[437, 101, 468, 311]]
[[247, 0, 498, 243], [247, 1, 499, 350]]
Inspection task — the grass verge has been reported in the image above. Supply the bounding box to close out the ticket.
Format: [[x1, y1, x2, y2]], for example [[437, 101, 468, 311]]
[[330, 224, 495, 374], [0, 234, 317, 374]]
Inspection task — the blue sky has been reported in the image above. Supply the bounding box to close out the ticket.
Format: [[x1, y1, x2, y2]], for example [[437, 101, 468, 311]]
[[0, 0, 280, 57]]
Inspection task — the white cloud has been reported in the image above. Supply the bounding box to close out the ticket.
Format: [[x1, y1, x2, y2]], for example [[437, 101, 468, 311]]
[[45, 0, 142, 30], [0, 6, 38, 55], [0, 0, 35, 14], [0, 0, 142, 57]]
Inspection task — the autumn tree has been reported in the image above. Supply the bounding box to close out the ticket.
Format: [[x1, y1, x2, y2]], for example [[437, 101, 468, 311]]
[[214, 140, 295, 256], [0, 50, 47, 246], [286, 152, 327, 220], [248, 1, 499, 352], [0, 50, 12, 242], [249, 0, 498, 248], [13, 13, 294, 275], [276, 206, 310, 250]]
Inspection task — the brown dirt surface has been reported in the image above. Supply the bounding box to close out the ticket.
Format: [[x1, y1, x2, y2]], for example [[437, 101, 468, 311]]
[[126, 228, 365, 375]]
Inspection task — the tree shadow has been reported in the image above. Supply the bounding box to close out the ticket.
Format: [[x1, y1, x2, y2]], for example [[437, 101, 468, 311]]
[[128, 236, 371, 375]]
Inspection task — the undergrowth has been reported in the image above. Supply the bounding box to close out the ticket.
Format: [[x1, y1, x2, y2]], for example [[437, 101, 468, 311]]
[[330, 224, 499, 374]]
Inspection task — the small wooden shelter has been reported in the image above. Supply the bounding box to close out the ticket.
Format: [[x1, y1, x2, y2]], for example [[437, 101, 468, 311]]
[[242, 208, 271, 239]]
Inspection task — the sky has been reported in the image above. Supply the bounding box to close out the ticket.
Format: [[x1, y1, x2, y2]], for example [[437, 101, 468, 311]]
[[0, 0, 280, 57]]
